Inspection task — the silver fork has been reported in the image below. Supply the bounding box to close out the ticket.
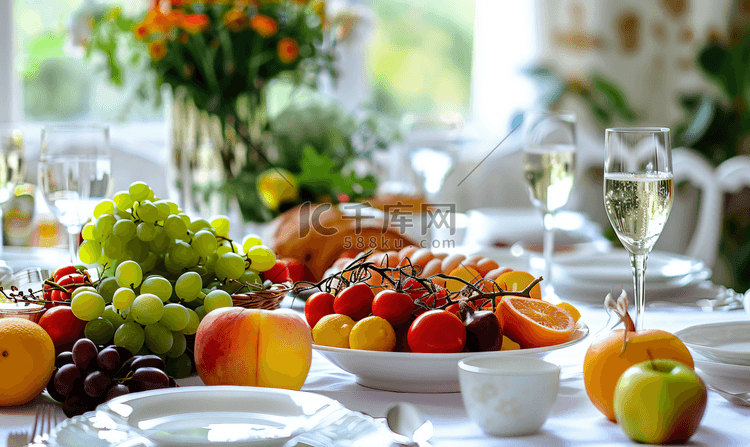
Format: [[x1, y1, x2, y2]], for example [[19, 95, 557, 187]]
[[28, 403, 64, 446]]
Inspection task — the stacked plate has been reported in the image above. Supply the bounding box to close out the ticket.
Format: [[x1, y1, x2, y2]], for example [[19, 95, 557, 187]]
[[675, 321, 750, 394], [551, 249, 712, 304]]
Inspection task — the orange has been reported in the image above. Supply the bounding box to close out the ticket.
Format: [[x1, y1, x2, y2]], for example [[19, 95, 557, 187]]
[[497, 297, 574, 348], [444, 266, 482, 292], [349, 316, 396, 351], [583, 328, 693, 422], [556, 302, 581, 322], [312, 314, 355, 348], [495, 271, 542, 299], [0, 318, 56, 406]]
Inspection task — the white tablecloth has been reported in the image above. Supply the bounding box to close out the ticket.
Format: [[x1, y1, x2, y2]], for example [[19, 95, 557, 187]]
[[2, 289, 749, 446]]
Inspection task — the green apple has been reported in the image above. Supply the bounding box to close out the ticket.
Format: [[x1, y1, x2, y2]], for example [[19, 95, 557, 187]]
[[614, 358, 707, 445]]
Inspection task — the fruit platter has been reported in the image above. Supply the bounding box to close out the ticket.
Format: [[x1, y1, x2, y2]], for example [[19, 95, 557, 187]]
[[299, 246, 589, 392]]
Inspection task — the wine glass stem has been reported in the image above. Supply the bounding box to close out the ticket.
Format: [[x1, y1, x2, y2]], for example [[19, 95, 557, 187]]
[[631, 253, 647, 330], [542, 212, 555, 288], [67, 228, 80, 265]]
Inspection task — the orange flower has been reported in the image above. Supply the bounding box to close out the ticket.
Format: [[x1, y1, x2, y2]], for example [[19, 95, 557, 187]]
[[277, 37, 299, 64], [250, 14, 278, 38], [181, 14, 210, 34], [143, 9, 175, 34], [133, 23, 150, 41], [222, 9, 248, 32], [148, 40, 168, 61]]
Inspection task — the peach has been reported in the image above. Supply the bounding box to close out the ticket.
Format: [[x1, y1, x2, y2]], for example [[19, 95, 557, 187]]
[[194, 307, 312, 390]]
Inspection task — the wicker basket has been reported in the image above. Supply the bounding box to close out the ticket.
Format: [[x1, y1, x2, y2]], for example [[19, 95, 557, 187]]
[[231, 282, 293, 310]]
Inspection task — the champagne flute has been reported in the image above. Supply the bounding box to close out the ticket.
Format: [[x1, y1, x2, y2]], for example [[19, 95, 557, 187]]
[[0, 125, 26, 252], [522, 111, 577, 297], [604, 128, 673, 330], [38, 125, 112, 263]]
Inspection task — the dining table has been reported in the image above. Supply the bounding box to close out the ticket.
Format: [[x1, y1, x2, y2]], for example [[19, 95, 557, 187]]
[[1, 247, 749, 446]]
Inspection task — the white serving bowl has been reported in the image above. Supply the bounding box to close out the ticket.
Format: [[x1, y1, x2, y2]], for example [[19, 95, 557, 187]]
[[458, 356, 560, 437], [314, 322, 587, 393]]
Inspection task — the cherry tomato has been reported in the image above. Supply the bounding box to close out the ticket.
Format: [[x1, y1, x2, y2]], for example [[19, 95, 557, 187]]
[[304, 292, 336, 328], [263, 261, 291, 284], [38, 306, 87, 355], [407, 309, 466, 353], [445, 299, 476, 317], [52, 274, 87, 303], [414, 287, 448, 316], [333, 283, 375, 321], [372, 290, 415, 326], [53, 265, 79, 283]]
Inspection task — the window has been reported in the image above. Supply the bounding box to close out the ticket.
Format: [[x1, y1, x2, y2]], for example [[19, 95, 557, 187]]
[[14, 0, 161, 123]]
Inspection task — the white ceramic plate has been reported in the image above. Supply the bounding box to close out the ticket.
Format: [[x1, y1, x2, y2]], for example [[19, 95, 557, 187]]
[[674, 321, 750, 366], [553, 249, 711, 284], [49, 386, 353, 447], [314, 322, 588, 393], [695, 358, 750, 393]]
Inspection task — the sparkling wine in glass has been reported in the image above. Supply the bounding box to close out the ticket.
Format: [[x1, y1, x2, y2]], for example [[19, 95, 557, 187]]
[[522, 111, 577, 297], [604, 127, 673, 330], [38, 125, 112, 263], [0, 125, 26, 252]]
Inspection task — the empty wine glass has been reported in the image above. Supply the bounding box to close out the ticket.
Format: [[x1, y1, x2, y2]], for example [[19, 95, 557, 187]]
[[604, 128, 673, 330], [0, 125, 26, 252], [38, 125, 113, 263], [521, 111, 577, 297]]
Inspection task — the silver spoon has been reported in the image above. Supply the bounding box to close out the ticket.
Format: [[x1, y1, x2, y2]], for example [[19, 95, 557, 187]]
[[385, 402, 434, 446], [710, 387, 750, 407]]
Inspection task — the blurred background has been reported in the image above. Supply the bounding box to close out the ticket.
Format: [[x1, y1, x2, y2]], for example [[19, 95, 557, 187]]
[[2, 0, 750, 291]]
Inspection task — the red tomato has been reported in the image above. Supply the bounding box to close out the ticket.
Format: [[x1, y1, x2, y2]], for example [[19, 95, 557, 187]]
[[263, 261, 291, 284], [402, 278, 429, 301], [304, 292, 336, 328], [280, 258, 305, 283], [53, 265, 79, 283], [372, 290, 415, 326], [445, 299, 477, 317], [333, 283, 375, 321], [414, 288, 449, 315], [51, 274, 87, 304], [38, 306, 88, 355], [407, 309, 466, 353]]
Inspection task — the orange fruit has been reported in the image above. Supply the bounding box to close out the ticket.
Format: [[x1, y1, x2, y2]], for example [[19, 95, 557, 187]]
[[583, 328, 693, 422], [496, 297, 574, 348], [444, 266, 482, 292], [495, 271, 542, 299], [0, 318, 56, 406], [349, 316, 396, 351], [312, 314, 355, 348], [556, 302, 581, 322]]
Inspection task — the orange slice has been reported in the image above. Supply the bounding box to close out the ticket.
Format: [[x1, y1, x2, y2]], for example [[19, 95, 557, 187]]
[[556, 302, 581, 323], [498, 297, 575, 348], [495, 270, 542, 299]]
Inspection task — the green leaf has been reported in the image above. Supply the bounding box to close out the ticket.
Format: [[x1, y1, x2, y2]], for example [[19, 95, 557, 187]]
[[591, 73, 638, 122], [698, 43, 736, 97], [681, 96, 715, 145]]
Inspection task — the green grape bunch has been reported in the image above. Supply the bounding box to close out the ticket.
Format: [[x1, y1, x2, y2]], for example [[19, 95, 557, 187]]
[[74, 180, 282, 364]]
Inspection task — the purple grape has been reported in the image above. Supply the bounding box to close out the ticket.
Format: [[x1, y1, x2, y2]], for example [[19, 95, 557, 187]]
[[54, 364, 82, 397], [114, 345, 134, 363], [97, 348, 120, 374], [62, 394, 98, 418], [46, 370, 66, 402], [128, 367, 169, 393], [55, 351, 74, 368], [105, 384, 130, 401], [131, 355, 165, 373], [84, 371, 111, 398], [72, 339, 98, 371]]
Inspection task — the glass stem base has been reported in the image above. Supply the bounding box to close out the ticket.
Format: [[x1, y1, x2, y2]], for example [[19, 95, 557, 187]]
[[542, 212, 555, 294], [630, 253, 648, 331]]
